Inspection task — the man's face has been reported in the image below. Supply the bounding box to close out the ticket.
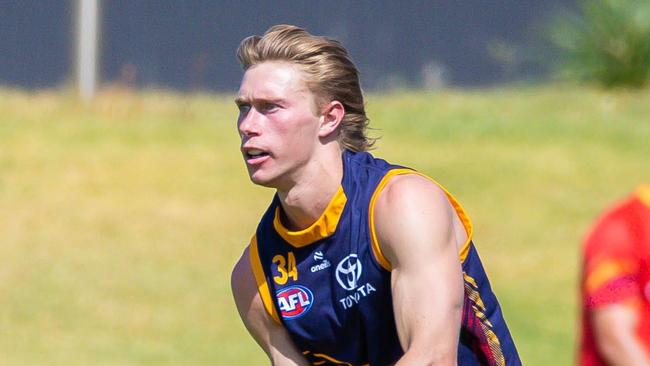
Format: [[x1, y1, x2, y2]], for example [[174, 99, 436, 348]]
[[235, 61, 322, 189]]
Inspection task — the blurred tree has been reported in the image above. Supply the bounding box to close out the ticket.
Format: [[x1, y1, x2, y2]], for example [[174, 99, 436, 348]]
[[547, 0, 650, 88]]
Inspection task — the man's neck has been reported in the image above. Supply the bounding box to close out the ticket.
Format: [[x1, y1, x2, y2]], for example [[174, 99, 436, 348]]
[[277, 150, 344, 231]]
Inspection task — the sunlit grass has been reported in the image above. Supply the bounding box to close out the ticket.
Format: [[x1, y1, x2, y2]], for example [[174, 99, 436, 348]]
[[0, 86, 648, 365]]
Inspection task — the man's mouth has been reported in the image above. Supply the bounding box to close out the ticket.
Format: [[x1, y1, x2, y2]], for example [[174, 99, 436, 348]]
[[244, 148, 271, 164], [246, 149, 269, 159]]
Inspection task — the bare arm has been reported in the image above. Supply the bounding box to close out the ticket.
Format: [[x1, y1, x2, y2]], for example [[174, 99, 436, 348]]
[[231, 247, 309, 366], [374, 174, 464, 366], [592, 302, 650, 366]]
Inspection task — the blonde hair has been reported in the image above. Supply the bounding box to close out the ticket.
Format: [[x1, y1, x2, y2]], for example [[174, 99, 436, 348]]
[[237, 24, 374, 152]]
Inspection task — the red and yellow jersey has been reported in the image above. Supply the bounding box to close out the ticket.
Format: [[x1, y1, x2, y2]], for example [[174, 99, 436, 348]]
[[580, 185, 650, 366]]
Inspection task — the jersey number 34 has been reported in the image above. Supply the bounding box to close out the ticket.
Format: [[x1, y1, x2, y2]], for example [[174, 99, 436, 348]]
[[272, 252, 298, 285]]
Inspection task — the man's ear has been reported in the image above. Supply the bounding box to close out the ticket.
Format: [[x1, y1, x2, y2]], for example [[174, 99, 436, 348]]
[[318, 101, 345, 138]]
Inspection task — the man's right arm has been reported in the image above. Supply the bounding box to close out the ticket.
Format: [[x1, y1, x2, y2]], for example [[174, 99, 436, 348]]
[[592, 302, 650, 366], [584, 207, 650, 366], [231, 247, 309, 366]]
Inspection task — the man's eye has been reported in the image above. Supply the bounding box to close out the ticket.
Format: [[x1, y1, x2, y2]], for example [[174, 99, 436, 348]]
[[238, 104, 251, 114], [261, 103, 278, 112]]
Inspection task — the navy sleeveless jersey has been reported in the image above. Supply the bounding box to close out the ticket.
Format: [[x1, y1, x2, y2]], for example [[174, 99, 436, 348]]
[[248, 150, 521, 365]]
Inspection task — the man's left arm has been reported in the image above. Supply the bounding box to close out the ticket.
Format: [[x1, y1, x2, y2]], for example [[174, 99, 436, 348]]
[[374, 174, 465, 366]]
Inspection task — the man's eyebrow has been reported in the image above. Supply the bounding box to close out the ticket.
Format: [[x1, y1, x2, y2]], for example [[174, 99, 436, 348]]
[[234, 96, 285, 105], [234, 96, 248, 105]]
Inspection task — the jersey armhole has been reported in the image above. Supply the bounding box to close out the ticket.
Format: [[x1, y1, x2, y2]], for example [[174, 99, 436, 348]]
[[368, 169, 475, 271], [248, 235, 281, 324]]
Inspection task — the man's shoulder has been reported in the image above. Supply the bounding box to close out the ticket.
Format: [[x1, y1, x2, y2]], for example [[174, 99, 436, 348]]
[[373, 173, 457, 261], [231, 245, 254, 298], [378, 173, 447, 208], [584, 195, 643, 258]]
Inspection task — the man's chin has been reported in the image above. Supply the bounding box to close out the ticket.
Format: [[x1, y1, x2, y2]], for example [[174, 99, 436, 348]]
[[248, 173, 277, 188]]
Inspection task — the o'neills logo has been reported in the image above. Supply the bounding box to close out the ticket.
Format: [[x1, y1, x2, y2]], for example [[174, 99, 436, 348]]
[[276, 285, 313, 320]]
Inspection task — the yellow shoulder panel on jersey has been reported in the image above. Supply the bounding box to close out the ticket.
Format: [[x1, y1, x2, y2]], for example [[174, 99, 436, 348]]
[[248, 235, 281, 324], [273, 185, 347, 247], [636, 184, 650, 208], [585, 259, 637, 295], [368, 168, 475, 271]]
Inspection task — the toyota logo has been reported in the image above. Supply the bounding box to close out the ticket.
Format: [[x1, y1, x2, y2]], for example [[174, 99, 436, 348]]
[[335, 254, 362, 291]]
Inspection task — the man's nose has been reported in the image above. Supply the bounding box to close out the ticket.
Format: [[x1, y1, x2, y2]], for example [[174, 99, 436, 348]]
[[238, 108, 261, 137]]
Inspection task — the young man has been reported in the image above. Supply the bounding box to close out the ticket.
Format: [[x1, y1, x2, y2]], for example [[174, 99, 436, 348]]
[[230, 25, 520, 366], [580, 185, 650, 366]]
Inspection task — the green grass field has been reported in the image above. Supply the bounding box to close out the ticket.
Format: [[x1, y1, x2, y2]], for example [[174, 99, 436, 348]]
[[1, 86, 648, 365]]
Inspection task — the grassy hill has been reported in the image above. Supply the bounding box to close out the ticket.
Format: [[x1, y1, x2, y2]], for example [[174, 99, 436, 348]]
[[1, 86, 648, 365]]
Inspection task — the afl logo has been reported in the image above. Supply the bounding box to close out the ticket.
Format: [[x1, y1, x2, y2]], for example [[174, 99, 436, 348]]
[[336, 254, 363, 291], [276, 285, 314, 320]]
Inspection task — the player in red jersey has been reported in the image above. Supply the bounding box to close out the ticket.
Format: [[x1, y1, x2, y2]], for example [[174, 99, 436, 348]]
[[580, 184, 650, 366]]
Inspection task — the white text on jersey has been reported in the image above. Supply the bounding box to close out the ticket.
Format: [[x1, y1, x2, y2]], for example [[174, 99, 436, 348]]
[[339, 282, 377, 310]]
